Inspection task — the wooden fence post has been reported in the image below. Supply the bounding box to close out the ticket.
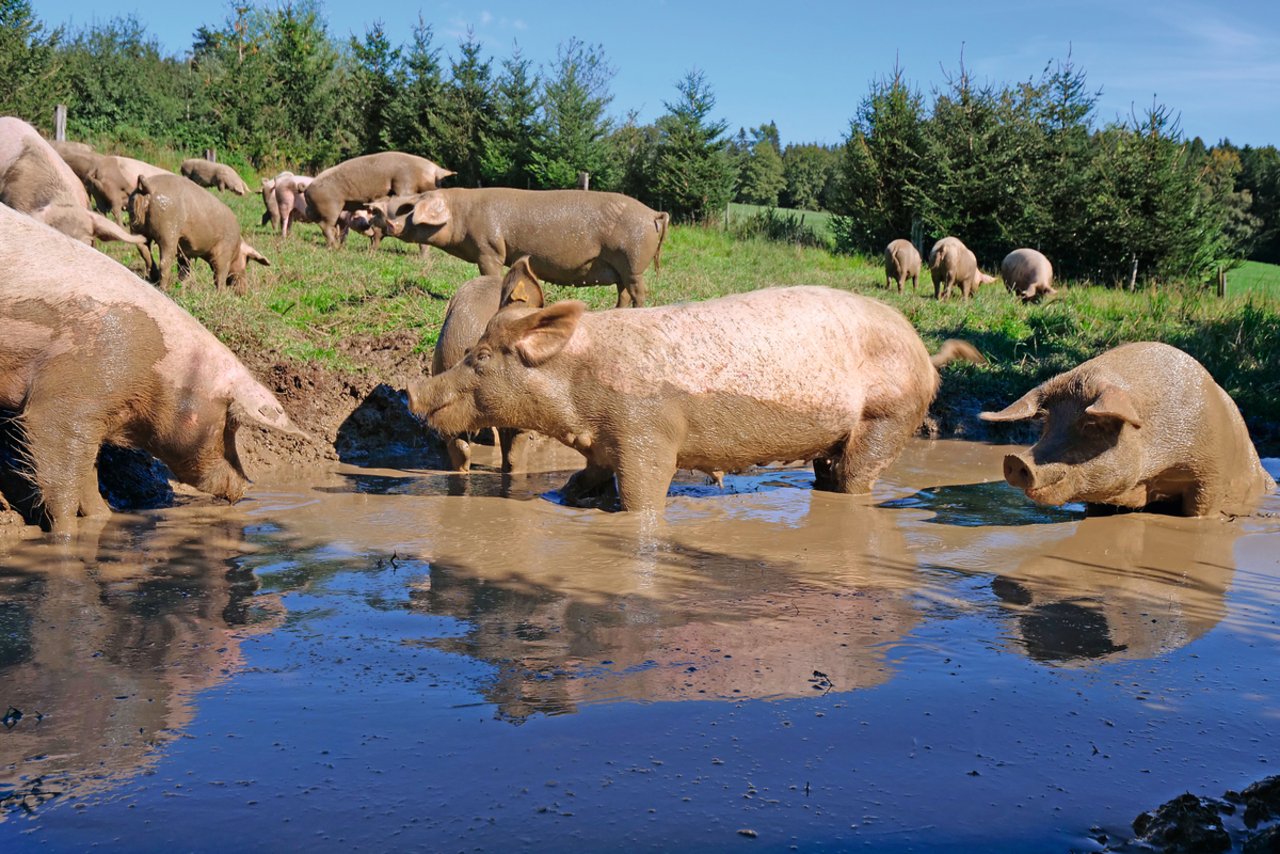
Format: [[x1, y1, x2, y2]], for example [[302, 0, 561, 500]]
[[1217, 267, 1226, 298], [204, 147, 217, 163], [577, 171, 589, 190], [54, 105, 67, 141]]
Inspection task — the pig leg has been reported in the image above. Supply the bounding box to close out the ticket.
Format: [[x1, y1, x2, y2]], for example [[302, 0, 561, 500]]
[[613, 445, 678, 512], [23, 397, 105, 535], [78, 458, 110, 518], [156, 239, 178, 289], [499, 428, 536, 474], [621, 273, 647, 308], [446, 435, 472, 472], [476, 253, 503, 278], [817, 414, 918, 495], [615, 286, 632, 308]]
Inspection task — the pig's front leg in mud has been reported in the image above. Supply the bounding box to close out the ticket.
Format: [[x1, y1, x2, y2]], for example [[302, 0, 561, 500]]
[[559, 463, 616, 506]]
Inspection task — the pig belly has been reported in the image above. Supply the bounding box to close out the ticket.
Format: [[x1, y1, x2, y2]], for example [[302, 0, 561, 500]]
[[674, 392, 860, 471], [529, 255, 617, 286]]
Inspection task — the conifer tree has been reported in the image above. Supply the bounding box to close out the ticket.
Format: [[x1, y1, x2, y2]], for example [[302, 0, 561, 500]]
[[654, 69, 736, 222]]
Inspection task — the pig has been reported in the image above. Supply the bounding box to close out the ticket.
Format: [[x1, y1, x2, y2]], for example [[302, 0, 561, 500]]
[[51, 140, 130, 221], [260, 174, 284, 230], [884, 238, 921, 292], [0, 117, 145, 249], [929, 236, 995, 300], [89, 155, 171, 220], [180, 158, 250, 196], [408, 263, 982, 512], [0, 204, 306, 536], [303, 152, 454, 249], [980, 341, 1275, 517], [431, 272, 542, 473], [128, 172, 269, 293], [369, 187, 670, 307], [1001, 248, 1057, 303]]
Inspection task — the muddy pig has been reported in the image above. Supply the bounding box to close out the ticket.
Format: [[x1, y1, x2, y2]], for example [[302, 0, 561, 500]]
[[181, 159, 250, 195], [884, 239, 921, 292], [1001, 248, 1057, 303], [129, 173, 269, 293], [980, 341, 1275, 516], [0, 205, 306, 536], [304, 152, 453, 249], [50, 139, 130, 221], [0, 117, 144, 249], [929, 236, 995, 300], [369, 187, 669, 307], [431, 268, 543, 473], [409, 266, 981, 512]]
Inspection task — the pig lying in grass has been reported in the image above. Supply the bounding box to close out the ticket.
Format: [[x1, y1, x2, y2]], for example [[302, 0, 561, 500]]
[[981, 341, 1274, 516], [409, 261, 982, 512], [0, 204, 306, 536]]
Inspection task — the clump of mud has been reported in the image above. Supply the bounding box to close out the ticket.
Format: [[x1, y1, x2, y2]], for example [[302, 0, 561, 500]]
[[1096, 775, 1280, 852]]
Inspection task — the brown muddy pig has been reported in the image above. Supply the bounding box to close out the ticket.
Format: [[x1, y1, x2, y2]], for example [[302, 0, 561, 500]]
[[89, 154, 171, 222], [51, 139, 130, 221], [432, 268, 543, 473], [0, 205, 306, 535], [884, 238, 921, 292], [981, 342, 1275, 516], [128, 173, 269, 293], [304, 152, 454, 249], [0, 117, 144, 248], [409, 267, 981, 512], [929, 236, 995, 300], [1001, 248, 1057, 303], [180, 158, 250, 196], [369, 188, 669, 307]]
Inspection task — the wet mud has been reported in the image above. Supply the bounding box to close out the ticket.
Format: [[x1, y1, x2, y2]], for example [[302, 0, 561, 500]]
[[0, 439, 1277, 851]]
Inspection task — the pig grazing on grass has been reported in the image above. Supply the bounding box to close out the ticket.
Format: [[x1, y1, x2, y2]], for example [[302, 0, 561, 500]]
[[409, 267, 981, 512], [0, 205, 305, 536], [431, 267, 542, 473], [981, 342, 1274, 517], [304, 152, 454, 249], [884, 239, 921, 292], [181, 159, 250, 196], [369, 188, 669, 307], [1001, 248, 1057, 303], [129, 173, 269, 293], [929, 236, 995, 300], [0, 117, 144, 249]]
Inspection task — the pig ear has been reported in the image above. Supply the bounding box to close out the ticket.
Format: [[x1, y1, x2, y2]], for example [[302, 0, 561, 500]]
[[1085, 384, 1142, 428], [228, 385, 310, 439], [980, 387, 1042, 422], [412, 194, 449, 226], [500, 256, 545, 308], [508, 301, 586, 366]]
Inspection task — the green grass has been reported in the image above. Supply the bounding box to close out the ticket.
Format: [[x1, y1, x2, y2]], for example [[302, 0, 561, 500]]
[[1228, 260, 1280, 297], [97, 189, 1280, 454], [728, 202, 835, 242]]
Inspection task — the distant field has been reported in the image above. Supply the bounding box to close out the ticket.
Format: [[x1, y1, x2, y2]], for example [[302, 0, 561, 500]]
[[727, 203, 835, 242], [1229, 260, 1280, 296]]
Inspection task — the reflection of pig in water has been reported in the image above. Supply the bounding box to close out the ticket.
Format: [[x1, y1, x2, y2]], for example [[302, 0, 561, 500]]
[[982, 342, 1274, 516], [0, 517, 283, 815], [0, 205, 305, 535], [990, 514, 1235, 664], [403, 493, 923, 721]]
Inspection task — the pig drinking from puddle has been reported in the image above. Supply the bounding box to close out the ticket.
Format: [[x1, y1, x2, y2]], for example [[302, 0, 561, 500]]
[[409, 259, 981, 512], [981, 341, 1274, 516], [0, 205, 306, 536], [432, 274, 541, 473]]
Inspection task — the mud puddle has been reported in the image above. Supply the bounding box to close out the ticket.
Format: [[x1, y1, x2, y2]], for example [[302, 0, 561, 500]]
[[1, 439, 1278, 851]]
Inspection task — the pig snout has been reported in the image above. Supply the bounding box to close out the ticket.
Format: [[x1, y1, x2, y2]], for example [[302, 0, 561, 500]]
[[1002, 454, 1067, 497], [406, 378, 432, 417]]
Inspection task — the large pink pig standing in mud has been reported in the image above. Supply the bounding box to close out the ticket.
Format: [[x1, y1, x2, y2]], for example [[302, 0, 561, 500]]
[[981, 341, 1274, 516], [0, 205, 306, 536], [409, 261, 981, 512]]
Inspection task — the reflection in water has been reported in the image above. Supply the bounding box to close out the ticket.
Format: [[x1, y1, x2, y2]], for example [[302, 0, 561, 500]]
[[0, 513, 281, 818], [988, 513, 1235, 664], [880, 480, 1085, 526]]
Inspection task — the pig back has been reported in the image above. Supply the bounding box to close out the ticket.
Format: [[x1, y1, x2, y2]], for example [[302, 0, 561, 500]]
[[570, 287, 937, 455], [433, 276, 503, 375]]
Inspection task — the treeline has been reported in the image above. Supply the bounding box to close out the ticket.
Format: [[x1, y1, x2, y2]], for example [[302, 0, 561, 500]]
[[3, 0, 1278, 284]]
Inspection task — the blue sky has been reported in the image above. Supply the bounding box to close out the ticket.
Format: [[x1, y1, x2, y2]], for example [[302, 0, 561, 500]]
[[39, 0, 1280, 147]]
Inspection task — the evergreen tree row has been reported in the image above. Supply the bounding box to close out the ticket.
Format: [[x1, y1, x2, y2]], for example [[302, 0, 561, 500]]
[[2, 0, 1277, 283]]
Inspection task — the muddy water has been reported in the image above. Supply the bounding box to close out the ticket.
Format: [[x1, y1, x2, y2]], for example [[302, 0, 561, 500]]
[[1, 439, 1278, 852]]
